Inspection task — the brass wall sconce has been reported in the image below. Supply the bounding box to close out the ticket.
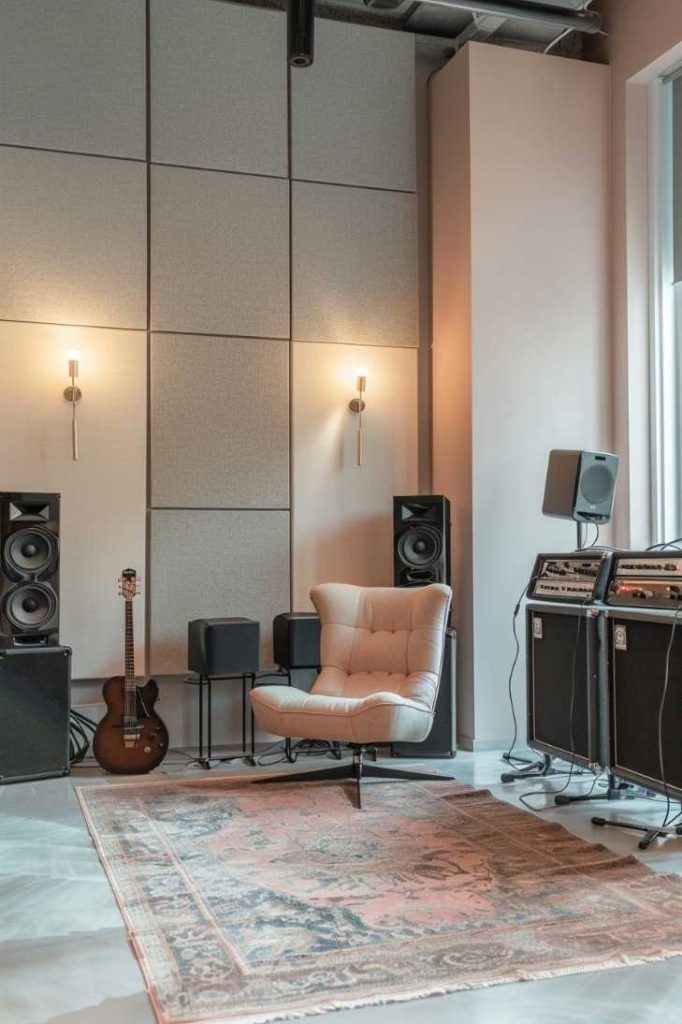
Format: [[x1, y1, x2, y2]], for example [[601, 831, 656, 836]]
[[63, 349, 82, 461], [348, 367, 367, 467]]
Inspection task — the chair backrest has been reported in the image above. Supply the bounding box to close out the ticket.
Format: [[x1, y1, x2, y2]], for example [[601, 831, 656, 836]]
[[310, 583, 452, 683]]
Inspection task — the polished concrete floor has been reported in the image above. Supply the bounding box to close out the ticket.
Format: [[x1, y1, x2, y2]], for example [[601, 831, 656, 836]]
[[3, 748, 682, 1024]]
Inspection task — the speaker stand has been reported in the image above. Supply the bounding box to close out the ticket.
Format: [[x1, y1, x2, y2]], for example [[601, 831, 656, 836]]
[[554, 774, 632, 806], [592, 814, 682, 851], [501, 753, 566, 783]]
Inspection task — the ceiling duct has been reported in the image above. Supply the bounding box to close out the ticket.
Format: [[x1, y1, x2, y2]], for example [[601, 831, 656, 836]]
[[363, 0, 601, 35]]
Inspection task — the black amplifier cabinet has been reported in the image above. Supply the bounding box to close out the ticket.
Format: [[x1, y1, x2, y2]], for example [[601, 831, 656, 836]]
[[529, 552, 612, 603], [526, 602, 605, 769], [605, 552, 682, 609], [605, 608, 682, 800], [393, 628, 456, 759], [0, 645, 71, 784]]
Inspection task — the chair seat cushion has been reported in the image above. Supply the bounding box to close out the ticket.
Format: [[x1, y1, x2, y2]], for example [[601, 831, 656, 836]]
[[250, 684, 434, 745]]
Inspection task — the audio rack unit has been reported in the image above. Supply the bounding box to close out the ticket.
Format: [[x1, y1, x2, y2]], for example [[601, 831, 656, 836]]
[[605, 552, 682, 609], [529, 552, 612, 603]]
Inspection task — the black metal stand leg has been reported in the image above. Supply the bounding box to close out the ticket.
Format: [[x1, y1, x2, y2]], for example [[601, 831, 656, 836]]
[[592, 815, 682, 850], [555, 774, 631, 807], [284, 669, 295, 763], [355, 750, 363, 809], [256, 762, 354, 785], [207, 678, 212, 760], [363, 764, 453, 782], [501, 753, 565, 784], [198, 675, 204, 763], [247, 674, 256, 767]]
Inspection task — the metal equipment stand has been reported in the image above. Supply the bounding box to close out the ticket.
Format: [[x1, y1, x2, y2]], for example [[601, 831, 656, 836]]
[[592, 814, 682, 850], [501, 752, 568, 783], [184, 672, 257, 769], [554, 773, 632, 806]]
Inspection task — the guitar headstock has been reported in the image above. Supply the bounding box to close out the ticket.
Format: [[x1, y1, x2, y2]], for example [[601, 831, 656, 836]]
[[118, 568, 140, 601]]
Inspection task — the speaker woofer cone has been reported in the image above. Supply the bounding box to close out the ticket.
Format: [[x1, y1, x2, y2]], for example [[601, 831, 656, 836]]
[[3, 583, 57, 631], [397, 525, 443, 569], [4, 527, 58, 579]]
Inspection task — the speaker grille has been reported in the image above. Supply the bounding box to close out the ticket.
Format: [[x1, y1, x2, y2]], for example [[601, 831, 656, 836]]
[[580, 464, 614, 505]]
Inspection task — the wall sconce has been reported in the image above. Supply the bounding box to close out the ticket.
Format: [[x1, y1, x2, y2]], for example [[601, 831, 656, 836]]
[[348, 367, 367, 467], [63, 349, 82, 461]]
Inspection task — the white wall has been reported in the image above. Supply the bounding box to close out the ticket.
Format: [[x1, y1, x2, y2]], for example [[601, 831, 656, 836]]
[[431, 43, 610, 748]]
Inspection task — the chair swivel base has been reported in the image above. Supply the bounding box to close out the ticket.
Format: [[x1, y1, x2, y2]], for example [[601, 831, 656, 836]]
[[255, 746, 453, 809]]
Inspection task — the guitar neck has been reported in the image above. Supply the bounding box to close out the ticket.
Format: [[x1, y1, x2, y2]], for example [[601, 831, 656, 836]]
[[124, 599, 135, 692]]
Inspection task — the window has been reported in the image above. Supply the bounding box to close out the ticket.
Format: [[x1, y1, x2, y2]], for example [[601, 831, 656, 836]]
[[650, 72, 682, 544]]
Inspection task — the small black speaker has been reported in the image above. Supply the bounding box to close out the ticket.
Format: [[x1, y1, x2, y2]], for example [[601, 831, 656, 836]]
[[607, 610, 682, 799], [394, 495, 451, 588], [393, 628, 456, 758], [526, 602, 603, 768], [0, 493, 60, 647], [0, 645, 71, 783], [188, 618, 260, 677], [273, 613, 321, 670], [542, 450, 619, 524]]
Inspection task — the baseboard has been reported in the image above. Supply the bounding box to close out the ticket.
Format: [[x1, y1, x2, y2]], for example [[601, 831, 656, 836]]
[[456, 737, 533, 754]]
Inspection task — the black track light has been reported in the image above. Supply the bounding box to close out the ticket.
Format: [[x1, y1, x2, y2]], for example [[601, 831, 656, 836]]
[[288, 0, 314, 68]]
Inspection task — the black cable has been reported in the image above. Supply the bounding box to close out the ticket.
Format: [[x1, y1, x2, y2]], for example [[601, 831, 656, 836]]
[[502, 577, 537, 768], [646, 537, 682, 551], [658, 606, 682, 827], [517, 594, 592, 810]]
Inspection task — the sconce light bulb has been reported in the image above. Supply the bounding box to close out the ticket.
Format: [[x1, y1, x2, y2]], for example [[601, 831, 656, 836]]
[[356, 367, 368, 393], [67, 349, 81, 361]]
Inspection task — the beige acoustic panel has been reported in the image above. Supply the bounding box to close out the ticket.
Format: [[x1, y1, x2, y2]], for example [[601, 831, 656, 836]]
[[151, 165, 289, 337], [151, 334, 289, 509], [0, 148, 147, 328], [292, 342, 418, 609], [150, 510, 290, 674], [0, 0, 145, 158], [151, 0, 287, 176], [0, 322, 146, 679], [291, 19, 416, 191], [292, 182, 418, 347]]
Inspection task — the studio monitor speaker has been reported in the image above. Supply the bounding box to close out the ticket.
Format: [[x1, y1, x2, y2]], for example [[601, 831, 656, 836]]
[[0, 493, 60, 647], [542, 450, 619, 524], [393, 495, 451, 588], [0, 645, 71, 783]]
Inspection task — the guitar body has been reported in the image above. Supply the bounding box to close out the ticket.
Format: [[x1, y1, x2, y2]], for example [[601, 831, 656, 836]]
[[94, 677, 168, 775]]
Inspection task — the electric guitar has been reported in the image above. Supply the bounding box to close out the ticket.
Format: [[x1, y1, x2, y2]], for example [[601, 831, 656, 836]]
[[93, 569, 168, 774]]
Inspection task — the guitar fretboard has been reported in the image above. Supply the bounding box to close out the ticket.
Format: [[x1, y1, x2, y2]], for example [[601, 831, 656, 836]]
[[124, 599, 136, 723]]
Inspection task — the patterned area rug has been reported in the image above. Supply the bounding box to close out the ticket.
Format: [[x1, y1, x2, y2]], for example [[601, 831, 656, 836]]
[[78, 775, 682, 1024]]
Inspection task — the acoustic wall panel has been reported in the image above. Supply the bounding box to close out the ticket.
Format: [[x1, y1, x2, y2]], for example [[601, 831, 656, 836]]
[[292, 181, 418, 347], [292, 342, 418, 609], [0, 322, 147, 680], [151, 0, 287, 176], [0, 0, 145, 158], [291, 20, 416, 192], [151, 334, 289, 509], [0, 148, 147, 329], [149, 510, 290, 674], [150, 165, 289, 337]]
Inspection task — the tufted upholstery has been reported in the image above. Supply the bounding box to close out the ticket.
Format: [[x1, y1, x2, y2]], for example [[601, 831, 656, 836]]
[[250, 583, 452, 746]]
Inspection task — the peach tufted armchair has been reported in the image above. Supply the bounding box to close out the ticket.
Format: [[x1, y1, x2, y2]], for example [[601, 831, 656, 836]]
[[250, 582, 452, 807]]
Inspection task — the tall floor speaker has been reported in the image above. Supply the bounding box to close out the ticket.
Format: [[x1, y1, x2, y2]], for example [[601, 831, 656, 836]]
[[606, 609, 682, 799], [392, 628, 456, 758], [393, 495, 451, 587], [526, 602, 604, 769], [0, 645, 71, 783], [0, 492, 60, 647]]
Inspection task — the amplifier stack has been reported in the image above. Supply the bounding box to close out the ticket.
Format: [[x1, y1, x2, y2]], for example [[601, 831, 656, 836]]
[[522, 547, 682, 834]]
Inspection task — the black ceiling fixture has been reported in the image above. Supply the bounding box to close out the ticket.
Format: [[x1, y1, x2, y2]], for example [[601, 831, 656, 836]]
[[288, 0, 315, 68]]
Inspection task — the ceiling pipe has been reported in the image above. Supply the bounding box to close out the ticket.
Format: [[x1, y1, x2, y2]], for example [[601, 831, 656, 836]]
[[411, 0, 601, 34], [288, 0, 315, 67]]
